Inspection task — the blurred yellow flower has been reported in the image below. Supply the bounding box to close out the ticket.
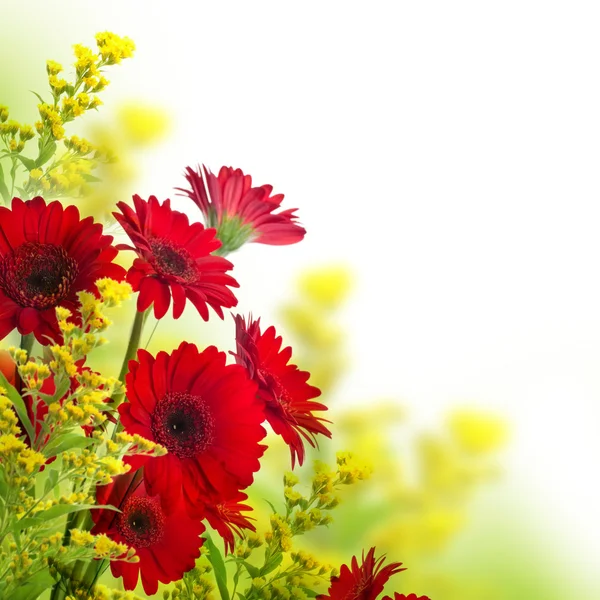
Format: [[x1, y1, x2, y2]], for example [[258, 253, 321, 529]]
[[448, 409, 509, 454], [297, 264, 353, 309]]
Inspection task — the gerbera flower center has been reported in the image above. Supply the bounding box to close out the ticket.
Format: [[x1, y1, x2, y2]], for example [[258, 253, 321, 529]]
[[116, 495, 165, 548], [151, 392, 214, 458], [258, 368, 291, 409], [149, 237, 197, 282], [0, 242, 78, 309]]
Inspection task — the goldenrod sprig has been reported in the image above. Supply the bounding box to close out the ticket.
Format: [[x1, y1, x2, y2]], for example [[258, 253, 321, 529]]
[[0, 32, 134, 203]]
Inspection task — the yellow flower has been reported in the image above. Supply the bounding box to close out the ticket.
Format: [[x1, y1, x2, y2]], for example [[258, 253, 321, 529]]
[[95, 31, 135, 64], [117, 103, 171, 145], [297, 265, 353, 309], [448, 409, 508, 454]]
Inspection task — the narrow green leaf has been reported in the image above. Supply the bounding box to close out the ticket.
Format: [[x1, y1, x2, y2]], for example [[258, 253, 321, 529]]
[[0, 161, 10, 203], [0, 371, 35, 445], [43, 468, 59, 496], [204, 534, 230, 600], [35, 141, 57, 168], [51, 374, 71, 402], [30, 90, 46, 105], [81, 173, 102, 183], [260, 551, 283, 577], [14, 154, 36, 170], [41, 502, 118, 521], [240, 560, 259, 579], [299, 586, 319, 598], [263, 498, 278, 514], [44, 432, 95, 459], [12, 503, 119, 534], [11, 570, 56, 600]]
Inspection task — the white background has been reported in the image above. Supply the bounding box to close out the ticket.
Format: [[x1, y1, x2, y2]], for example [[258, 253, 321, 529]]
[[4, 1, 600, 593]]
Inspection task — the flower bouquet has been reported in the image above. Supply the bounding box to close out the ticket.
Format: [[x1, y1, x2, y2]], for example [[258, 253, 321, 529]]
[[0, 32, 430, 600]]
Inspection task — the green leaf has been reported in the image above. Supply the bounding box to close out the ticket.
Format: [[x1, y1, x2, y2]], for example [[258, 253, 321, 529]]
[[0, 371, 35, 445], [41, 502, 118, 521], [11, 570, 56, 600], [0, 161, 10, 203], [263, 498, 278, 514], [260, 551, 283, 577], [43, 467, 59, 496], [30, 90, 46, 105], [44, 432, 95, 459], [81, 173, 102, 183], [12, 503, 119, 534], [240, 560, 259, 579], [0, 467, 8, 499], [299, 586, 319, 598], [35, 141, 57, 168], [14, 154, 36, 170], [204, 534, 230, 600]]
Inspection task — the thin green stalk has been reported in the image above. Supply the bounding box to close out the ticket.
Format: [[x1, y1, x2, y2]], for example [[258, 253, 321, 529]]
[[20, 332, 35, 356], [111, 308, 149, 408]]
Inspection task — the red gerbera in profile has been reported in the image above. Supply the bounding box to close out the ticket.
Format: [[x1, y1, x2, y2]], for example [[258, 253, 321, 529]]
[[0, 197, 124, 343], [178, 165, 306, 253], [203, 490, 255, 554], [92, 470, 205, 595], [384, 595, 431, 600], [317, 547, 406, 600], [113, 195, 238, 320], [232, 314, 331, 468], [118, 342, 266, 514]]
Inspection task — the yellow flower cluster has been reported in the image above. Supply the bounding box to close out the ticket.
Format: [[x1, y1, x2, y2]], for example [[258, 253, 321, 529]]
[[38, 102, 65, 139], [0, 31, 136, 204], [0, 429, 46, 485], [0, 118, 34, 151], [335, 451, 372, 484], [71, 529, 136, 562], [95, 32, 135, 65], [0, 393, 20, 436], [114, 431, 167, 457], [96, 278, 133, 308], [267, 514, 294, 552], [166, 563, 215, 600], [63, 448, 130, 486]]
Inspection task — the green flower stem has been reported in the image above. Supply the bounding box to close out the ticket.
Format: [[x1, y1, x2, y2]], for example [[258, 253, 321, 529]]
[[111, 307, 150, 409], [20, 332, 34, 356]]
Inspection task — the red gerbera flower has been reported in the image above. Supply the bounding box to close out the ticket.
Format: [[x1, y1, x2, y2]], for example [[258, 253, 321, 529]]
[[92, 470, 205, 595], [203, 490, 255, 554], [113, 195, 238, 320], [232, 314, 331, 468], [118, 342, 266, 514], [0, 197, 125, 344], [384, 595, 431, 600], [317, 548, 406, 600], [178, 165, 306, 252]]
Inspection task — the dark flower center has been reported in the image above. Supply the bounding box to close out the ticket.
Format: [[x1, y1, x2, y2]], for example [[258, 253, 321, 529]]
[[149, 237, 197, 282], [151, 392, 214, 458], [116, 495, 164, 548], [0, 242, 78, 309]]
